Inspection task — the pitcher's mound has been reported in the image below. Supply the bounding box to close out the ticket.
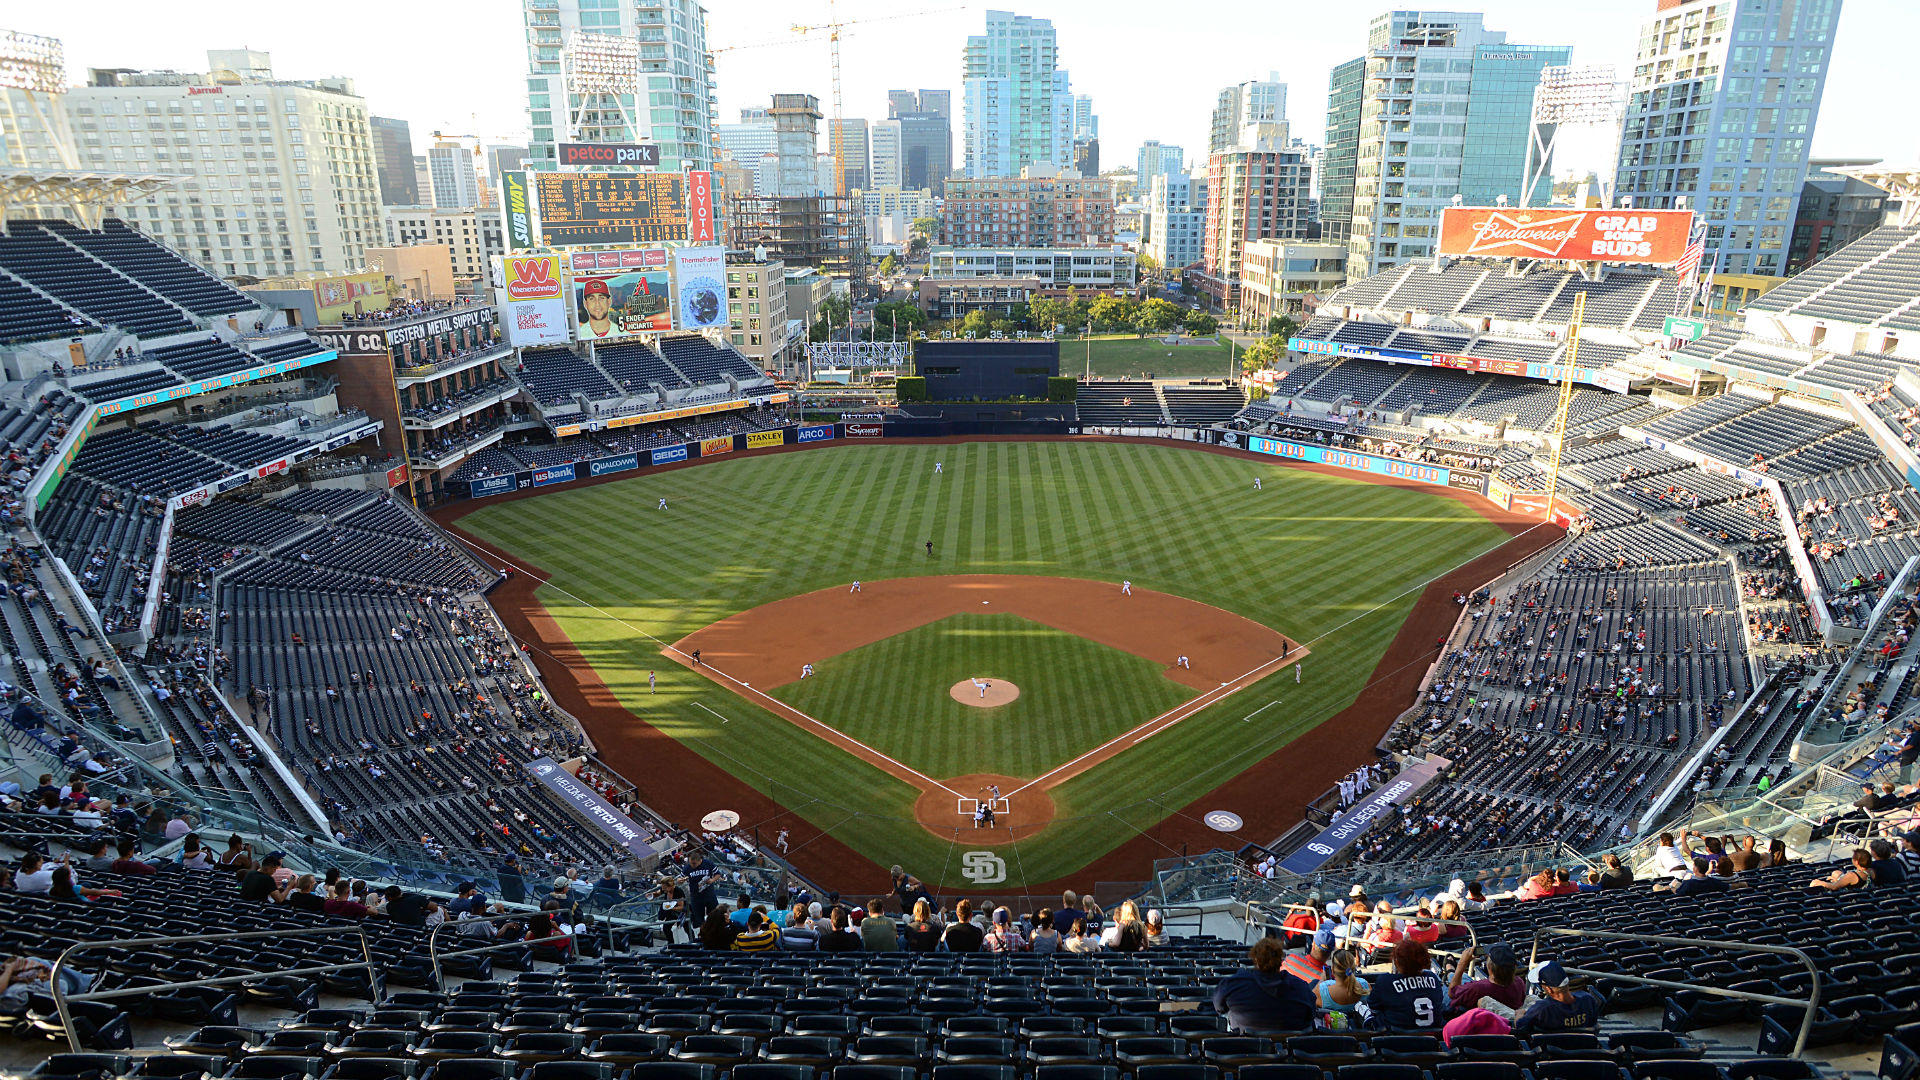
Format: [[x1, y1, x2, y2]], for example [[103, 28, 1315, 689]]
[[951, 679, 1019, 707]]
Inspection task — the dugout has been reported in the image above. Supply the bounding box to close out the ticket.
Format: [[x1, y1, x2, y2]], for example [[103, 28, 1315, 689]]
[[916, 339, 1060, 401]]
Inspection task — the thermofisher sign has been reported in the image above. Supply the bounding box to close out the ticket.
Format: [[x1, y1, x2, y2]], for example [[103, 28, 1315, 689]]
[[1438, 207, 1694, 265]]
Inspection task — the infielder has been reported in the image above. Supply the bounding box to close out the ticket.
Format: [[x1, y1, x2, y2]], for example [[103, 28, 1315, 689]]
[[971, 677, 989, 699], [1176, 655, 1191, 669], [1122, 580, 1133, 596], [849, 580, 862, 593], [801, 663, 815, 678]]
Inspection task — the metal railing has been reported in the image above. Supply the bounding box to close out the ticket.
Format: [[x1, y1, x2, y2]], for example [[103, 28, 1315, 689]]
[[50, 925, 378, 1052], [1525, 926, 1821, 1058], [427, 909, 577, 986], [1244, 901, 1480, 955]]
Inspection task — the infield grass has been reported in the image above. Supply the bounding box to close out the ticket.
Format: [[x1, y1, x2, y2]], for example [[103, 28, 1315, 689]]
[[771, 612, 1195, 779], [455, 440, 1511, 888]]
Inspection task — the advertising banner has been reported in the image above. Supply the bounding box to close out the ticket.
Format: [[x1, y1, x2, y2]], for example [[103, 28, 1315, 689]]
[[531, 463, 576, 487], [700, 435, 736, 457], [845, 423, 884, 439], [1595, 369, 1633, 394], [534, 172, 689, 248], [745, 429, 785, 450], [524, 756, 661, 860], [501, 255, 570, 347], [605, 396, 746, 430], [569, 248, 672, 340], [1245, 435, 1453, 487], [471, 475, 515, 498], [499, 170, 535, 251], [686, 170, 716, 243], [1438, 207, 1695, 264], [589, 453, 639, 476], [1277, 756, 1451, 875], [312, 272, 390, 323], [94, 348, 338, 418], [798, 424, 835, 443], [671, 246, 727, 329], [557, 142, 659, 169], [385, 463, 410, 489], [651, 444, 688, 465]]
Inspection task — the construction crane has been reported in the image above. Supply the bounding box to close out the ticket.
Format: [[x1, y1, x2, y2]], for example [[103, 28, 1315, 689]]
[[714, 5, 964, 198]]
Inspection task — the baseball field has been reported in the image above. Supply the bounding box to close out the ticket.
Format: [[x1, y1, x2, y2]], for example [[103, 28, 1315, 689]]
[[448, 439, 1528, 892]]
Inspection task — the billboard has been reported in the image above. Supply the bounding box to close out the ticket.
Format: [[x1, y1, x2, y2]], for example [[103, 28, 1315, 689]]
[[534, 172, 690, 247], [499, 170, 535, 251], [745, 429, 785, 449], [531, 463, 576, 487], [558, 142, 660, 169], [700, 435, 735, 457], [1246, 435, 1457, 487], [589, 453, 639, 476], [686, 170, 716, 243], [672, 245, 727, 329], [845, 423, 884, 439], [471, 475, 515, 498], [1438, 207, 1694, 264], [500, 255, 570, 347], [312, 272, 390, 323], [798, 424, 835, 443], [652, 445, 688, 465], [568, 248, 672, 340]]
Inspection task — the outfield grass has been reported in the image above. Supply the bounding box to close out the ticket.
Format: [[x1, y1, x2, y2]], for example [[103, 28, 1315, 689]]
[[1064, 336, 1239, 380], [771, 612, 1194, 779], [456, 440, 1509, 887]]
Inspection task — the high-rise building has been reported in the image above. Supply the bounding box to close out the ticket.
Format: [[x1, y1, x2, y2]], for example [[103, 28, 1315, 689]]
[[1789, 159, 1889, 274], [1318, 59, 1365, 243], [413, 155, 432, 204], [1322, 11, 1570, 281], [1144, 171, 1208, 271], [828, 118, 870, 194], [384, 205, 506, 283], [870, 119, 903, 190], [962, 11, 1082, 178], [888, 89, 953, 193], [1614, 0, 1842, 278], [63, 49, 383, 276], [770, 94, 824, 197], [370, 116, 420, 207], [428, 141, 481, 209], [486, 145, 526, 184], [1196, 139, 1312, 311], [940, 172, 1114, 246], [715, 106, 779, 193], [1073, 138, 1099, 180], [521, 0, 715, 173], [1209, 74, 1288, 155], [1136, 141, 1184, 191]]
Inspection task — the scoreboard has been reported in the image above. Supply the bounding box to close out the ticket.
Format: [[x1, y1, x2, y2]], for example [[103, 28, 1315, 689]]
[[534, 172, 689, 247]]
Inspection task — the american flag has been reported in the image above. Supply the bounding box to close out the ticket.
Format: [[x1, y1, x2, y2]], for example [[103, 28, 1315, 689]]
[[1675, 230, 1706, 287]]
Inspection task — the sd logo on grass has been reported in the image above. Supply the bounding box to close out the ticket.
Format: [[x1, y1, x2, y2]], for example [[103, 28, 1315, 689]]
[[960, 851, 1007, 885]]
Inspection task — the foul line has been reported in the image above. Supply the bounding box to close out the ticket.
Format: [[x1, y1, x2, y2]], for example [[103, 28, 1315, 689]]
[[442, 532, 962, 799]]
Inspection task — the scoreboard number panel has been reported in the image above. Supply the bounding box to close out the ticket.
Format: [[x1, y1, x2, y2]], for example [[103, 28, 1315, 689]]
[[534, 173, 691, 247]]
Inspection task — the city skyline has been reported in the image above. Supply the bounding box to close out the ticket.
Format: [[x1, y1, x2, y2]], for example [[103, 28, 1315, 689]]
[[18, 0, 1918, 191]]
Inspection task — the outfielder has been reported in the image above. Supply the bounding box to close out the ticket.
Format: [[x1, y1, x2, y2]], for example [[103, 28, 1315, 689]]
[[658, 497, 668, 510], [935, 462, 944, 474], [648, 670, 656, 693], [1254, 477, 1263, 491], [776, 829, 789, 854]]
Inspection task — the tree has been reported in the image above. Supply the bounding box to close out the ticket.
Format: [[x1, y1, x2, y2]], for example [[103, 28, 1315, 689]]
[[1242, 337, 1280, 373], [959, 308, 994, 336], [1132, 297, 1184, 335], [910, 217, 939, 239], [1135, 251, 1161, 274], [1184, 310, 1219, 336], [870, 301, 926, 340], [1088, 295, 1135, 334], [989, 318, 1016, 335], [877, 255, 899, 278], [1005, 302, 1032, 329], [808, 294, 853, 342], [1028, 296, 1071, 335], [1265, 314, 1300, 340]]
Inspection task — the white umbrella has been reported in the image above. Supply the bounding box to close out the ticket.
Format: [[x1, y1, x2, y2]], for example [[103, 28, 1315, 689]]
[[701, 810, 741, 832]]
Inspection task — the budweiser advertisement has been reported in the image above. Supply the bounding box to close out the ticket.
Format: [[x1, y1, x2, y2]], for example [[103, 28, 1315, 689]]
[[499, 255, 569, 347], [1438, 207, 1694, 265]]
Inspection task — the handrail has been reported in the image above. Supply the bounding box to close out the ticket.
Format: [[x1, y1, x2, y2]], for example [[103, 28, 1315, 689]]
[[50, 924, 378, 1052], [1524, 926, 1820, 1058], [428, 909, 576, 986], [1244, 900, 1479, 954]]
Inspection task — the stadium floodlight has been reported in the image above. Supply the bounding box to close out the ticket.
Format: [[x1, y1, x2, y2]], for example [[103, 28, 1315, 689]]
[[0, 30, 63, 94], [0, 30, 79, 171], [561, 32, 641, 146], [1521, 64, 1624, 208]]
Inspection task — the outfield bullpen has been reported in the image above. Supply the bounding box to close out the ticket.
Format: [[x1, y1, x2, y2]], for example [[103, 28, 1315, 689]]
[[443, 438, 1550, 892]]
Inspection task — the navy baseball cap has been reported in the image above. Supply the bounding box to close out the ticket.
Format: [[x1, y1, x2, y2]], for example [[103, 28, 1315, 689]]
[[1534, 960, 1568, 988]]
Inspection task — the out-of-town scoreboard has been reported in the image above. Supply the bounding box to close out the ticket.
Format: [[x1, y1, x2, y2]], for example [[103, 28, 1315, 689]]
[[533, 172, 690, 247]]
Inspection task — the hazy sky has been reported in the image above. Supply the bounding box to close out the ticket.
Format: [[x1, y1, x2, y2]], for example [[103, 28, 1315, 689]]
[[27, 0, 1920, 182]]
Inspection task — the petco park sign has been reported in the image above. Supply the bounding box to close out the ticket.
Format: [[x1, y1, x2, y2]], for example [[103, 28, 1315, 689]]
[[1439, 207, 1693, 265]]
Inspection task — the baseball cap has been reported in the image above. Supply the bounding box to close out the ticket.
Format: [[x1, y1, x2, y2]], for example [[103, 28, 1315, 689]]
[[992, 907, 1011, 924], [1484, 943, 1517, 967], [582, 279, 610, 297], [1312, 923, 1339, 952], [1532, 960, 1571, 988], [1349, 885, 1367, 898], [554, 876, 572, 889], [1324, 900, 1346, 919]]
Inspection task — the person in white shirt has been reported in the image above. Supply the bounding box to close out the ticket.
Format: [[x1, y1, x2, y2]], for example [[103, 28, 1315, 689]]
[[14, 852, 63, 895], [1654, 832, 1691, 880]]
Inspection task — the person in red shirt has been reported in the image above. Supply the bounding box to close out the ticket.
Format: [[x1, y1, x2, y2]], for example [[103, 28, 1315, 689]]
[[109, 838, 157, 876], [322, 881, 370, 919]]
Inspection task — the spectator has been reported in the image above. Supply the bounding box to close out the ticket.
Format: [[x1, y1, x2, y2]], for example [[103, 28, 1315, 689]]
[[697, 908, 737, 950], [861, 898, 899, 951], [163, 810, 194, 840], [1101, 900, 1147, 952], [816, 905, 861, 952], [109, 837, 156, 876], [941, 900, 985, 952], [1766, 838, 1792, 867], [383, 885, 435, 926], [0, 955, 88, 1010], [1029, 908, 1062, 954], [1653, 832, 1689, 880], [49, 867, 113, 903], [14, 852, 61, 895], [732, 910, 780, 952], [1360, 939, 1447, 1032], [1512, 961, 1608, 1035], [900, 899, 940, 952], [1727, 837, 1764, 873], [984, 907, 1028, 952], [323, 881, 370, 918], [1868, 839, 1907, 885], [180, 835, 216, 870], [1315, 948, 1371, 1024], [1597, 854, 1634, 889], [1808, 849, 1875, 891], [240, 853, 290, 902], [1460, 880, 1494, 912], [216, 835, 254, 872], [1900, 832, 1920, 879], [779, 904, 818, 951], [1143, 908, 1167, 948], [1448, 942, 1527, 1015], [285, 875, 325, 913], [1061, 918, 1102, 955], [890, 864, 930, 911], [497, 854, 527, 905], [80, 837, 115, 875], [1052, 889, 1084, 933], [1213, 936, 1316, 1033], [590, 867, 623, 909], [1654, 857, 1732, 896]]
